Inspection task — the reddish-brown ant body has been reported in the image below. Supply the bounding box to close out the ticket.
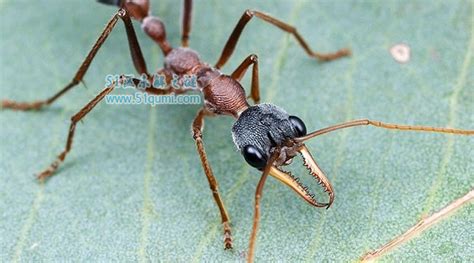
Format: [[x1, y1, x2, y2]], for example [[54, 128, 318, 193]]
[[2, 1, 473, 262]]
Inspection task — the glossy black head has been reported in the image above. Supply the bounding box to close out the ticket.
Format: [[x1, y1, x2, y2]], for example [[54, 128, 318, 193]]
[[232, 103, 334, 208], [231, 103, 306, 169]]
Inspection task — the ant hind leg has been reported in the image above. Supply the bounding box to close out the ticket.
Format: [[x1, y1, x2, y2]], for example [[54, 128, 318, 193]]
[[36, 85, 115, 180], [181, 0, 193, 47], [2, 8, 148, 111]]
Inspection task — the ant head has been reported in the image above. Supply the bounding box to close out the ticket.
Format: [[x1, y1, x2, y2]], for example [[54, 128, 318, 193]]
[[232, 103, 334, 208]]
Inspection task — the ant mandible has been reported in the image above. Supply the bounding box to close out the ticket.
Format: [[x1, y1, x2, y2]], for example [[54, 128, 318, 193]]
[[1, 1, 472, 262]]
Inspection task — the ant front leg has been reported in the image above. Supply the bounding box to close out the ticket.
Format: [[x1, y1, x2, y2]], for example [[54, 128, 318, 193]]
[[1, 8, 148, 111], [215, 9, 351, 69], [247, 150, 280, 263], [231, 54, 260, 104], [192, 108, 233, 250]]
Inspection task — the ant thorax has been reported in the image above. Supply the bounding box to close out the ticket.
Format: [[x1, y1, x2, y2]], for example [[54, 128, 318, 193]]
[[198, 67, 249, 117]]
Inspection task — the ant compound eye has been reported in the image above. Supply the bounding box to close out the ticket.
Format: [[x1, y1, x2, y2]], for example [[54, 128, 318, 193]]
[[242, 145, 267, 169], [289, 115, 307, 137]]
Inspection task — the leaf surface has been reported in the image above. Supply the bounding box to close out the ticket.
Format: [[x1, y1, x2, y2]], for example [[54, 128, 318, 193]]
[[0, 0, 473, 261]]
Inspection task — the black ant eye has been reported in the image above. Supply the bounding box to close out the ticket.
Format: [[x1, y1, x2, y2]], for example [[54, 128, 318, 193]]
[[242, 145, 267, 169], [289, 115, 307, 137]]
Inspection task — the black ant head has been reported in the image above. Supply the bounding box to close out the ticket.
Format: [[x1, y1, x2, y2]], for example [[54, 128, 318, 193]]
[[232, 103, 334, 208]]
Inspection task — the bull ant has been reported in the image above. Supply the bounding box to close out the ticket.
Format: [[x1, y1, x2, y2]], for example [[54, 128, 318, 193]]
[[1, 1, 473, 262]]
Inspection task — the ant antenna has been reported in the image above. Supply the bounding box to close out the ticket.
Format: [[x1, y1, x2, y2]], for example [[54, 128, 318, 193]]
[[296, 119, 474, 143]]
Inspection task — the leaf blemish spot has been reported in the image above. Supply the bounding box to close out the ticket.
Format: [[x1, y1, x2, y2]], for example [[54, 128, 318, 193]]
[[390, 43, 411, 63]]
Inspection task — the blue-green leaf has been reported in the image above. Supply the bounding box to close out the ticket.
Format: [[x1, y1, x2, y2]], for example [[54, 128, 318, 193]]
[[1, 0, 473, 262]]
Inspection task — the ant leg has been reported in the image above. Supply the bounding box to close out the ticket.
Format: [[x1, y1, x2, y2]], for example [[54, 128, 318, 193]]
[[215, 9, 351, 69], [36, 84, 115, 180], [100, 0, 173, 55], [296, 119, 474, 143], [2, 8, 148, 111], [181, 0, 192, 47], [37, 76, 181, 180], [248, 150, 280, 263], [231, 54, 260, 104], [192, 108, 233, 250], [121, 10, 148, 75]]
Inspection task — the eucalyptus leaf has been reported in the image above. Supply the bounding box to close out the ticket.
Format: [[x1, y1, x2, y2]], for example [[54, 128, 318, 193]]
[[1, 0, 473, 262]]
